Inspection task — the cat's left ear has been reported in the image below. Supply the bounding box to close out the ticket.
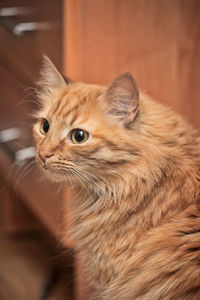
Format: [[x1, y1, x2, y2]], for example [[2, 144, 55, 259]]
[[39, 55, 73, 91], [105, 73, 139, 126]]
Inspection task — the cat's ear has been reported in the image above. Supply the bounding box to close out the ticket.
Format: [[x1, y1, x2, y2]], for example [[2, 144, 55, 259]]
[[105, 73, 139, 126], [39, 55, 73, 90]]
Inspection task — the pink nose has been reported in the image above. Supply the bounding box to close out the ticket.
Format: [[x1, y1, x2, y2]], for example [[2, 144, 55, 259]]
[[39, 150, 54, 163]]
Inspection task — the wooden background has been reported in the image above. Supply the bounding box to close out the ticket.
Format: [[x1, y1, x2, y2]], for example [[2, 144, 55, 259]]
[[64, 0, 200, 130]]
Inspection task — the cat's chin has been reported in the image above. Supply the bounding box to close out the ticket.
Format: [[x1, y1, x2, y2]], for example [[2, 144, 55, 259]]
[[41, 166, 70, 184]]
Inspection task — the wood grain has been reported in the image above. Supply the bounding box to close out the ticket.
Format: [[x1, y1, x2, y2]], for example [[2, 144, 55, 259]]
[[64, 0, 200, 129]]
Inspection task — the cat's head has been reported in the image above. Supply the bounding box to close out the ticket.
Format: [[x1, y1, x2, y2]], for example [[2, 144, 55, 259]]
[[33, 56, 140, 185]]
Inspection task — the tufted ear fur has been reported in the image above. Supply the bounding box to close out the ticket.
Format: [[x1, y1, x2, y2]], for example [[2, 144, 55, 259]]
[[105, 73, 139, 126], [38, 55, 73, 93]]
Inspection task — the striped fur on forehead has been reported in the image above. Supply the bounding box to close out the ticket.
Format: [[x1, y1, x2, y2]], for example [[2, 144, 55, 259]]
[[38, 83, 106, 125]]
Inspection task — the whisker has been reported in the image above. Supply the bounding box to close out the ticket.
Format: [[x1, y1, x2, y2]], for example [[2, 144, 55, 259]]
[[77, 168, 122, 204], [13, 160, 36, 192], [67, 169, 95, 204], [13, 141, 26, 149], [13, 99, 42, 110], [51, 161, 75, 168], [45, 160, 131, 214], [71, 168, 109, 212]]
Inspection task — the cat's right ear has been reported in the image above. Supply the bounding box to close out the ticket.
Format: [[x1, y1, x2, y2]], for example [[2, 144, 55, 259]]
[[38, 55, 73, 94]]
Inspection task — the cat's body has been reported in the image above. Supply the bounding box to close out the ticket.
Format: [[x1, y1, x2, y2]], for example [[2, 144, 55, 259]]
[[72, 93, 200, 299], [34, 56, 200, 299]]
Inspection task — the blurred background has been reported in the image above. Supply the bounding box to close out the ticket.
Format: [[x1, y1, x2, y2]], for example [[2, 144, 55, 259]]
[[0, 0, 200, 299]]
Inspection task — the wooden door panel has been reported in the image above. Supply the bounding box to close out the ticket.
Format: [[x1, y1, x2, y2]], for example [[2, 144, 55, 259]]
[[64, 0, 200, 129]]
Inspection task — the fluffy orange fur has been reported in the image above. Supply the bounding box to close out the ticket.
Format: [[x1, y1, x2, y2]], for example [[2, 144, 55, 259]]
[[34, 56, 200, 299]]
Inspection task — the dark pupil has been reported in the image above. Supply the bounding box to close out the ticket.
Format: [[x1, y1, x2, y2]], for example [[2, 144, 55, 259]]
[[74, 130, 84, 142], [43, 119, 49, 133]]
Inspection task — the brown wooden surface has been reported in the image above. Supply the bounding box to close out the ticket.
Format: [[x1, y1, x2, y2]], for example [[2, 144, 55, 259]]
[[0, 230, 72, 299], [64, 0, 200, 129], [1, 186, 41, 233]]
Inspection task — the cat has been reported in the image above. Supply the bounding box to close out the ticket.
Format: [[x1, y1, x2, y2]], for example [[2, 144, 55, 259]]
[[33, 56, 200, 299]]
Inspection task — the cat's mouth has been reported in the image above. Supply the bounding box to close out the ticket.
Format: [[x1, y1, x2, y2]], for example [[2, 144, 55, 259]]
[[41, 162, 69, 182], [36, 156, 62, 178], [39, 159, 77, 183], [42, 161, 60, 174], [36, 153, 79, 184]]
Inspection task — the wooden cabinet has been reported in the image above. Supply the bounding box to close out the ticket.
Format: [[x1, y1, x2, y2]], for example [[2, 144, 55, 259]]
[[0, 0, 63, 130], [0, 0, 73, 257]]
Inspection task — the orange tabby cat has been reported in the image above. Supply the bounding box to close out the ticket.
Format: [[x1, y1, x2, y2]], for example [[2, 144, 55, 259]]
[[34, 56, 200, 299]]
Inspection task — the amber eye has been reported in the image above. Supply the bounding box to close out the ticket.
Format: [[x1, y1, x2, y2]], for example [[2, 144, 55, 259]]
[[70, 129, 89, 144], [40, 119, 50, 135]]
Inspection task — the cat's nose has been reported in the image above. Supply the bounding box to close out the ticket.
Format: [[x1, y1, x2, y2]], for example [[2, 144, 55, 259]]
[[39, 150, 54, 163]]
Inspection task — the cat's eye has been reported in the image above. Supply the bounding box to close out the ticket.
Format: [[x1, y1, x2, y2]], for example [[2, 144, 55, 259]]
[[40, 118, 50, 135], [70, 129, 89, 144]]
